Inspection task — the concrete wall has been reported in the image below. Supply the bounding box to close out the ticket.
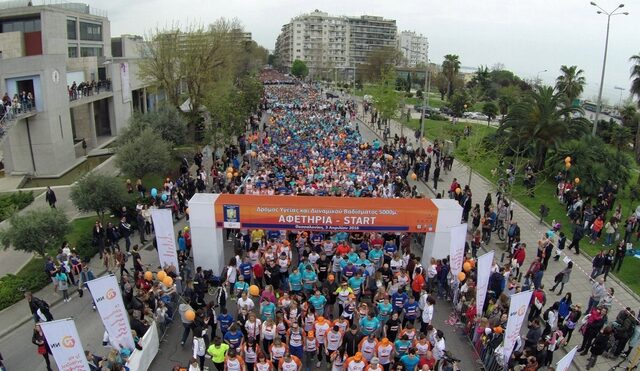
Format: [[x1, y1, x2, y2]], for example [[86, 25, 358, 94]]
[[1, 54, 76, 176], [0, 31, 25, 59]]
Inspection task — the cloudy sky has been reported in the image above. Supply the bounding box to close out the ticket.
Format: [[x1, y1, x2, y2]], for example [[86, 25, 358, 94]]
[[87, 0, 638, 102]]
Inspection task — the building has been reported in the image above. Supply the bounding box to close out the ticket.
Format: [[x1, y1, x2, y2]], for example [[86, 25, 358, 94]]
[[0, 1, 153, 177], [397, 30, 428, 67], [275, 10, 396, 79]]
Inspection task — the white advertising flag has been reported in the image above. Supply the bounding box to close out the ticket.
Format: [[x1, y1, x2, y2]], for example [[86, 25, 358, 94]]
[[120, 62, 131, 103], [86, 274, 135, 350], [151, 208, 180, 274], [556, 346, 578, 371], [449, 223, 468, 275], [503, 290, 533, 364], [476, 250, 495, 317], [39, 318, 91, 371]]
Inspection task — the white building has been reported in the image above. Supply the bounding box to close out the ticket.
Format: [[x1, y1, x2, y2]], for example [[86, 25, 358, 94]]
[[397, 31, 428, 67], [275, 10, 396, 79], [0, 1, 154, 177]]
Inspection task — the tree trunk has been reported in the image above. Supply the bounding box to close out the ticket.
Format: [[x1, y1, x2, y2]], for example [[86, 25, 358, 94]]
[[635, 119, 640, 164], [534, 145, 548, 171]]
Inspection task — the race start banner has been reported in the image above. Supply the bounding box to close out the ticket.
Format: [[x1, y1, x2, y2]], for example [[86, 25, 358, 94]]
[[476, 250, 495, 317], [151, 208, 180, 273], [503, 290, 533, 364], [39, 318, 91, 371], [86, 274, 135, 350], [214, 194, 438, 233]]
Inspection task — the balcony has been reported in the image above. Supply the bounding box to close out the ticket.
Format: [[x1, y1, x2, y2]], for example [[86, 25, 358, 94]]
[[0, 104, 37, 144], [68, 80, 113, 104]]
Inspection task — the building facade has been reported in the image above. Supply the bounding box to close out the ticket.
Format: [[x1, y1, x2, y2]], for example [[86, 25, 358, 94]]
[[275, 10, 396, 79], [0, 1, 152, 177], [397, 30, 428, 67]]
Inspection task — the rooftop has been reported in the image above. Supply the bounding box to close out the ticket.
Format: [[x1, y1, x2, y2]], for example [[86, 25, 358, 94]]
[[0, 0, 107, 18]]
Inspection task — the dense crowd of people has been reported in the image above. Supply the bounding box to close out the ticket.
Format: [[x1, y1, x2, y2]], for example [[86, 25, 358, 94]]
[[1, 91, 35, 120]]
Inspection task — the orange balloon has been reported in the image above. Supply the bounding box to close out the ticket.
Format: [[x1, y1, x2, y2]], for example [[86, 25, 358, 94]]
[[564, 156, 571, 163], [458, 272, 466, 282], [574, 177, 580, 184], [455, 187, 462, 195], [144, 271, 153, 281], [157, 270, 167, 281], [463, 262, 472, 272], [185, 207, 190, 215], [249, 285, 260, 296], [468, 259, 476, 268], [411, 173, 418, 180], [163, 276, 173, 287], [226, 172, 233, 179], [185, 309, 196, 321], [565, 162, 571, 169]]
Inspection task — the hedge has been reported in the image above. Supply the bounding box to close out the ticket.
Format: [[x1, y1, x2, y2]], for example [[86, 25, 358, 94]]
[[0, 191, 34, 222], [0, 257, 50, 311]]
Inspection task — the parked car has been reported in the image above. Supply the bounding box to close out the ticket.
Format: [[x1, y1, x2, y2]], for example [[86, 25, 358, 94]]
[[326, 92, 339, 99], [469, 112, 489, 121]]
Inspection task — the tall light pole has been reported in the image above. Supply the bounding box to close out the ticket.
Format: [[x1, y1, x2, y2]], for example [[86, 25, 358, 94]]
[[614, 86, 625, 108], [535, 69, 547, 86], [401, 47, 429, 140], [590, 2, 629, 135]]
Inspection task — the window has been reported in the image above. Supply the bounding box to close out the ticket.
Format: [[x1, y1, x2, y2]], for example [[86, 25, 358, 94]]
[[67, 19, 77, 39], [80, 46, 103, 57], [68, 46, 78, 58], [79, 21, 102, 41], [1, 18, 40, 33]]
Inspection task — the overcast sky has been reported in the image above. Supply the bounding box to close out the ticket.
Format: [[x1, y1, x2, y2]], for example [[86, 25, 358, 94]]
[[87, 0, 638, 103]]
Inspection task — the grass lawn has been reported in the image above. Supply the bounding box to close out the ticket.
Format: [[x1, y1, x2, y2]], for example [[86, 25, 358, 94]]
[[403, 118, 640, 294]]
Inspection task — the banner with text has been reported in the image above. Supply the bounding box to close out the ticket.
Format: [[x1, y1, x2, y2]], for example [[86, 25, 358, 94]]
[[39, 318, 91, 371], [556, 346, 578, 371], [476, 250, 495, 317], [151, 208, 180, 274], [86, 274, 135, 350], [503, 290, 533, 364], [214, 194, 439, 233], [449, 223, 468, 276]]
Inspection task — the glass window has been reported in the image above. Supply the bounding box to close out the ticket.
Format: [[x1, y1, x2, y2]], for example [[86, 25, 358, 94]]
[[79, 21, 102, 41], [68, 46, 78, 58], [80, 46, 103, 57], [67, 19, 77, 40]]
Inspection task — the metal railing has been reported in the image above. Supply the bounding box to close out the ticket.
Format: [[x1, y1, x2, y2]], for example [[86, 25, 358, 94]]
[[68, 80, 112, 102]]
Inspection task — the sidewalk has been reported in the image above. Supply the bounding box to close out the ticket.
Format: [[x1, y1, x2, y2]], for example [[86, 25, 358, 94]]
[[356, 102, 639, 371]]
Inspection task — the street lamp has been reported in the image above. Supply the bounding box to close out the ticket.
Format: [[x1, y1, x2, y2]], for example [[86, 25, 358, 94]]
[[614, 86, 625, 108], [590, 1, 629, 135], [536, 69, 547, 85], [401, 46, 430, 141]]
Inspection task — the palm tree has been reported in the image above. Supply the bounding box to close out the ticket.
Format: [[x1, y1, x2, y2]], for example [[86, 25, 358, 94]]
[[442, 54, 461, 99], [499, 85, 590, 170], [631, 53, 640, 106], [555, 65, 586, 106]]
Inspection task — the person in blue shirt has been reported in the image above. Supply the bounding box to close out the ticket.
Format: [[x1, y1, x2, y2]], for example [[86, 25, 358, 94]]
[[239, 258, 253, 282], [391, 290, 408, 313], [233, 275, 249, 297], [218, 307, 234, 336], [223, 324, 244, 350], [348, 271, 365, 298], [301, 265, 317, 293], [267, 230, 281, 241], [400, 348, 420, 371], [437, 259, 450, 299], [394, 334, 412, 359], [308, 289, 327, 315], [368, 246, 383, 269], [376, 297, 393, 323], [288, 268, 303, 294], [402, 296, 419, 327], [359, 311, 381, 336], [260, 298, 276, 321], [177, 231, 186, 254]]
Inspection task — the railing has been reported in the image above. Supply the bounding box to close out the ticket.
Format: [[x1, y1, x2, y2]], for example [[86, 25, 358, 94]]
[[68, 80, 112, 102], [0, 104, 36, 142]]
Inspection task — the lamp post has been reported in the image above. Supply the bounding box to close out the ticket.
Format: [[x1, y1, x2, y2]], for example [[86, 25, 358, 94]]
[[401, 47, 430, 141], [590, 2, 629, 135], [535, 69, 547, 86], [614, 86, 625, 108]]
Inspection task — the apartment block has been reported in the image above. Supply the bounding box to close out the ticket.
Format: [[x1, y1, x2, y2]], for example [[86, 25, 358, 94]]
[[398, 30, 428, 67]]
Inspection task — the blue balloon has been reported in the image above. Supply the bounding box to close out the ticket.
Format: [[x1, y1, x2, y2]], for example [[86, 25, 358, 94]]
[[150, 188, 158, 197], [161, 194, 168, 201]]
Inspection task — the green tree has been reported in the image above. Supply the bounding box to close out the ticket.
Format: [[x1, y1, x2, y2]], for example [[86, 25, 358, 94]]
[[610, 125, 632, 151], [547, 136, 631, 196], [442, 54, 461, 99], [70, 173, 132, 223], [372, 67, 400, 124], [291, 59, 309, 78], [555, 65, 586, 105], [499, 85, 591, 170], [449, 90, 471, 118], [360, 47, 403, 82], [497, 87, 519, 120], [406, 73, 412, 92], [434, 72, 448, 100], [121, 104, 187, 145], [630, 52, 640, 106], [482, 101, 499, 124], [0, 208, 71, 258], [116, 128, 171, 180]]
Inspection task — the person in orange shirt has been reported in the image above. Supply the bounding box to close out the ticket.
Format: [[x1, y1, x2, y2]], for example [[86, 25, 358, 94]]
[[411, 273, 425, 300], [224, 348, 246, 371], [358, 333, 379, 362], [345, 352, 368, 371], [255, 353, 274, 371], [413, 333, 431, 358], [269, 337, 287, 365], [278, 352, 302, 371], [303, 330, 319, 370], [399, 323, 417, 341], [332, 317, 350, 334], [375, 338, 394, 371], [365, 357, 383, 371]]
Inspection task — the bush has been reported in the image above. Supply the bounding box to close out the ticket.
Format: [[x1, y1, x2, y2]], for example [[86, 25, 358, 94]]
[[0, 258, 50, 311], [416, 90, 423, 98], [404, 92, 414, 98], [430, 113, 448, 121], [0, 191, 34, 222]]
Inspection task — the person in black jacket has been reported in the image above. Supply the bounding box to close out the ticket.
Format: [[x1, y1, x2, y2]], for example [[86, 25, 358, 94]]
[[92, 221, 105, 259], [45, 186, 57, 208], [342, 324, 364, 357], [25, 291, 53, 322], [567, 220, 585, 254], [585, 326, 613, 369]]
